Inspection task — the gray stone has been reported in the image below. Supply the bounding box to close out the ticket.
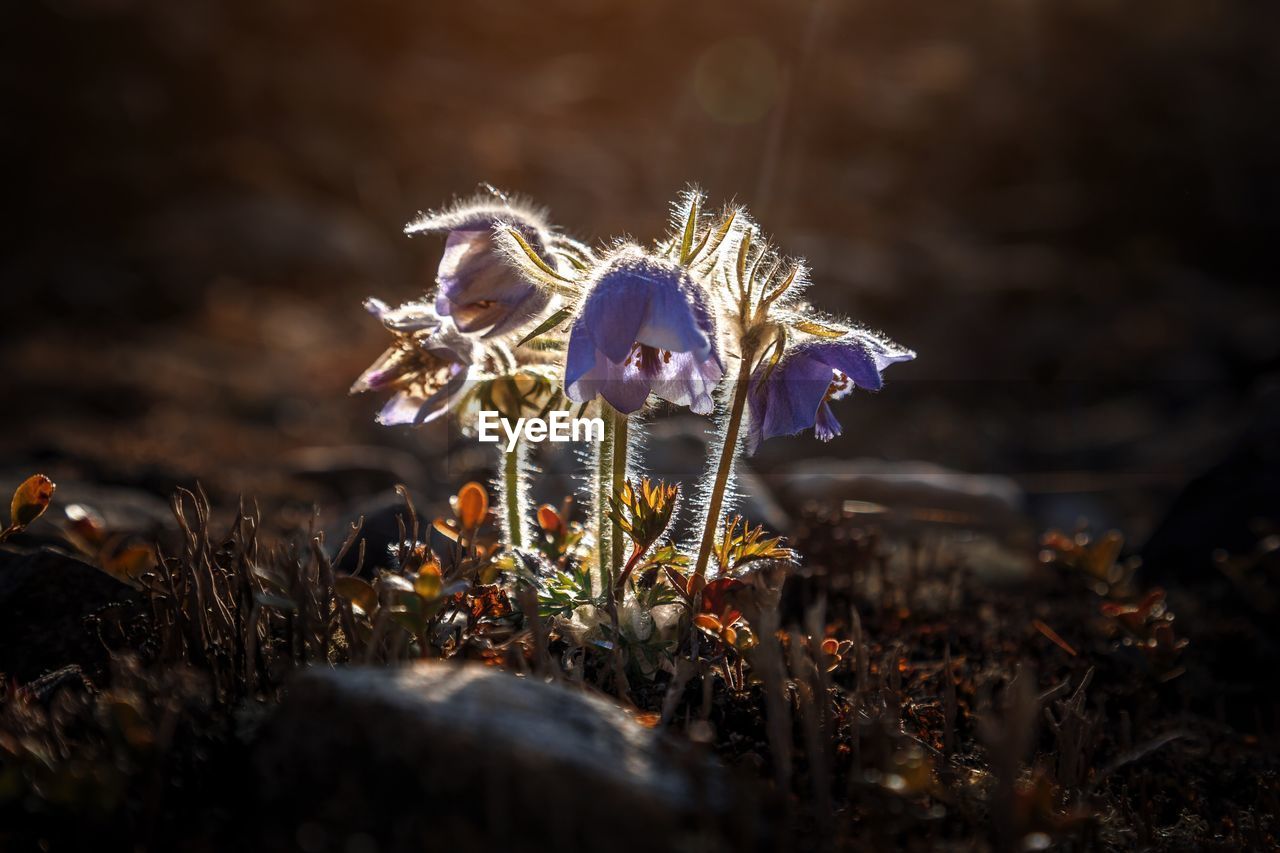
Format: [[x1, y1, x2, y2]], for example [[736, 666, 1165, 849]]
[[778, 458, 1037, 582], [253, 663, 760, 852], [0, 546, 139, 683], [776, 457, 1030, 539]]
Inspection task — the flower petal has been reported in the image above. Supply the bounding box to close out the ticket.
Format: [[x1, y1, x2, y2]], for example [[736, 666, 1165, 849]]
[[579, 270, 651, 364], [813, 400, 843, 441], [436, 229, 550, 337], [566, 250, 722, 414], [377, 392, 423, 426], [414, 366, 471, 425], [861, 334, 917, 371], [481, 287, 548, 339], [647, 350, 724, 415], [634, 268, 714, 360], [802, 340, 884, 393], [565, 343, 652, 414], [756, 352, 834, 443], [351, 346, 404, 394]]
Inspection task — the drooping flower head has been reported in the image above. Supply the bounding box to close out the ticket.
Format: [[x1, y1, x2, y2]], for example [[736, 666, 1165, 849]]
[[564, 247, 724, 414], [746, 333, 914, 453], [405, 192, 560, 339], [351, 298, 476, 425]]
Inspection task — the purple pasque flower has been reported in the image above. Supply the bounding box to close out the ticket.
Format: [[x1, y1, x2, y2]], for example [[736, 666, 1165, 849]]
[[746, 334, 914, 452], [565, 250, 723, 415], [351, 298, 476, 426], [406, 199, 553, 339]]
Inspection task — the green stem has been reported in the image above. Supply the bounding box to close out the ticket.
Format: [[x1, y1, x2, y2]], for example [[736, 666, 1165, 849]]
[[595, 405, 615, 594], [610, 410, 629, 579], [615, 544, 646, 595], [606, 406, 633, 702], [502, 444, 525, 550], [692, 351, 755, 582]]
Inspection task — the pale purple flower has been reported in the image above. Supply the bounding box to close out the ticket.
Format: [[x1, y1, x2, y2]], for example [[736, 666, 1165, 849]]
[[746, 334, 914, 452], [406, 201, 553, 339], [565, 252, 723, 414], [351, 299, 475, 426]]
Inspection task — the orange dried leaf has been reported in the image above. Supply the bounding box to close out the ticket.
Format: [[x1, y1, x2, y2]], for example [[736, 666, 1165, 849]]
[[335, 575, 378, 615], [414, 562, 443, 600], [10, 474, 55, 531], [536, 504, 563, 535], [456, 482, 489, 531], [633, 712, 662, 729], [432, 518, 461, 542], [694, 613, 723, 633]]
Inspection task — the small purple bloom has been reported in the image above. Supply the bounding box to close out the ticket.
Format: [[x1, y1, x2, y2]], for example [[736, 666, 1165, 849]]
[[407, 201, 553, 339], [746, 334, 914, 452], [352, 299, 475, 426], [565, 252, 723, 414]]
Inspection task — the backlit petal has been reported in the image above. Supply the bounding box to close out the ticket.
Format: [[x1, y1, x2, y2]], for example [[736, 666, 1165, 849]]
[[579, 271, 651, 364], [813, 401, 843, 441], [565, 344, 652, 414], [647, 350, 724, 415]]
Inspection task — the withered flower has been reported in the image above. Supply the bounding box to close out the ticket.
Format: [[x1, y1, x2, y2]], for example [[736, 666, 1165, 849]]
[[351, 298, 476, 426]]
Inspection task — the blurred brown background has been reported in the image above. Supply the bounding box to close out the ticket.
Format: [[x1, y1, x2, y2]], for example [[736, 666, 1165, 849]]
[[3, 0, 1278, 549]]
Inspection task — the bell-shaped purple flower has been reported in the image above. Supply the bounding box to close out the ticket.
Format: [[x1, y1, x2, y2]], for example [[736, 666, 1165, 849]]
[[746, 334, 914, 452], [407, 201, 553, 339], [565, 252, 723, 414], [352, 299, 476, 426]]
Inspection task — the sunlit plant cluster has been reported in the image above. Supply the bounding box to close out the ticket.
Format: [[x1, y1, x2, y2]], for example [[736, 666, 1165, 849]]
[[350, 186, 914, 693]]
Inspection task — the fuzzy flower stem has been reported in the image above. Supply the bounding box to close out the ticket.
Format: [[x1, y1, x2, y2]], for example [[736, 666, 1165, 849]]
[[501, 443, 526, 550], [595, 405, 615, 593], [610, 409, 629, 579], [599, 404, 634, 701], [692, 347, 756, 582]]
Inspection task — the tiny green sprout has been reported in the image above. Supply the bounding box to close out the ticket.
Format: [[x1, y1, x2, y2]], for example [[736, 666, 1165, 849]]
[[609, 478, 680, 593], [712, 514, 791, 576], [609, 478, 679, 552]]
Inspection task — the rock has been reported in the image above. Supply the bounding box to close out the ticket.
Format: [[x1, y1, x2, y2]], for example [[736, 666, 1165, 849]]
[[252, 663, 764, 852], [0, 546, 140, 683], [778, 458, 1037, 583], [49, 481, 175, 535], [1142, 389, 1280, 581], [775, 458, 1030, 540]]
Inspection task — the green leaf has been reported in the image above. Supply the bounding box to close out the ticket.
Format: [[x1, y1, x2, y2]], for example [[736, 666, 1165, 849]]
[[504, 228, 574, 283], [792, 319, 848, 339], [516, 307, 573, 348], [678, 195, 699, 264]]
